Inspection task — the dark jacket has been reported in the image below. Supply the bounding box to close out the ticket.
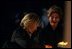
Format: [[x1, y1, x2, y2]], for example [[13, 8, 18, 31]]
[[2, 27, 41, 48], [40, 23, 63, 48]]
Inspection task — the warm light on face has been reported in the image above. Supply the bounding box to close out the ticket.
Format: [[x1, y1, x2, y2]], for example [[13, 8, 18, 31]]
[[48, 13, 60, 27], [48, 12, 60, 30], [27, 21, 38, 33]]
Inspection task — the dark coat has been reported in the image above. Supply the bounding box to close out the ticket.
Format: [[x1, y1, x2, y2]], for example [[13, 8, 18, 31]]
[[2, 27, 41, 48], [40, 23, 63, 48]]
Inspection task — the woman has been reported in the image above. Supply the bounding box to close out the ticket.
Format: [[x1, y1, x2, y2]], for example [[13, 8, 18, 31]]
[[2, 12, 41, 48], [40, 5, 64, 48]]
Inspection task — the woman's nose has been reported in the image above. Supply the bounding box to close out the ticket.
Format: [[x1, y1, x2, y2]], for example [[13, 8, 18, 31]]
[[53, 18, 56, 22]]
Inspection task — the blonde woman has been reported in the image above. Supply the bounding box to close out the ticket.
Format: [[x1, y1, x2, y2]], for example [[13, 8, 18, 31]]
[[2, 12, 41, 48]]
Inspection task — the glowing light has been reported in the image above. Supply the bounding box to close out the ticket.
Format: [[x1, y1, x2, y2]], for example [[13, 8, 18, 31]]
[[58, 41, 68, 45], [58, 41, 68, 48]]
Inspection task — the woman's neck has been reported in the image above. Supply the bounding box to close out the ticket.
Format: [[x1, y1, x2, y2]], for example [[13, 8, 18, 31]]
[[26, 28, 33, 37], [51, 24, 57, 30]]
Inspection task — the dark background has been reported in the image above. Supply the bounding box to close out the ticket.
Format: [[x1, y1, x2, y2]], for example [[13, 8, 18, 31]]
[[0, 0, 64, 47]]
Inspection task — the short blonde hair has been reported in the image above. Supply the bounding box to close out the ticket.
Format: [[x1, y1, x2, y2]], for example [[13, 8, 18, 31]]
[[20, 12, 40, 29]]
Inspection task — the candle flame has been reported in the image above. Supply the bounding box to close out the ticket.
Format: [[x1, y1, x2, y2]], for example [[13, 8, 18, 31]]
[[58, 41, 68, 46]]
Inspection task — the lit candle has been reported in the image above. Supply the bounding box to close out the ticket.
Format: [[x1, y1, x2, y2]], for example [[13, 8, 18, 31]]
[[57, 41, 68, 48]]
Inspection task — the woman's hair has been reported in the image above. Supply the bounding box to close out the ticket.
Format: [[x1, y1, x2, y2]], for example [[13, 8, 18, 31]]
[[20, 12, 40, 29], [47, 5, 63, 19]]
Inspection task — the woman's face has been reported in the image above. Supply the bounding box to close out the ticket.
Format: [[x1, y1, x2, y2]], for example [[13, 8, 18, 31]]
[[48, 12, 60, 27], [27, 21, 39, 33]]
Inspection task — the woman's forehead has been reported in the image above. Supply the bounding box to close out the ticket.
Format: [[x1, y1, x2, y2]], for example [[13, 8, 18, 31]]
[[50, 12, 60, 17], [28, 21, 38, 24]]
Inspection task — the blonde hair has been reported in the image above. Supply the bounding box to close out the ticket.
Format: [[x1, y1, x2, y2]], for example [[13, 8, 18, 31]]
[[47, 5, 63, 19], [20, 12, 40, 29]]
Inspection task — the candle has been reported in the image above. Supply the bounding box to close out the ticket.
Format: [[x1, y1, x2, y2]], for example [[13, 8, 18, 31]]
[[57, 41, 68, 48]]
